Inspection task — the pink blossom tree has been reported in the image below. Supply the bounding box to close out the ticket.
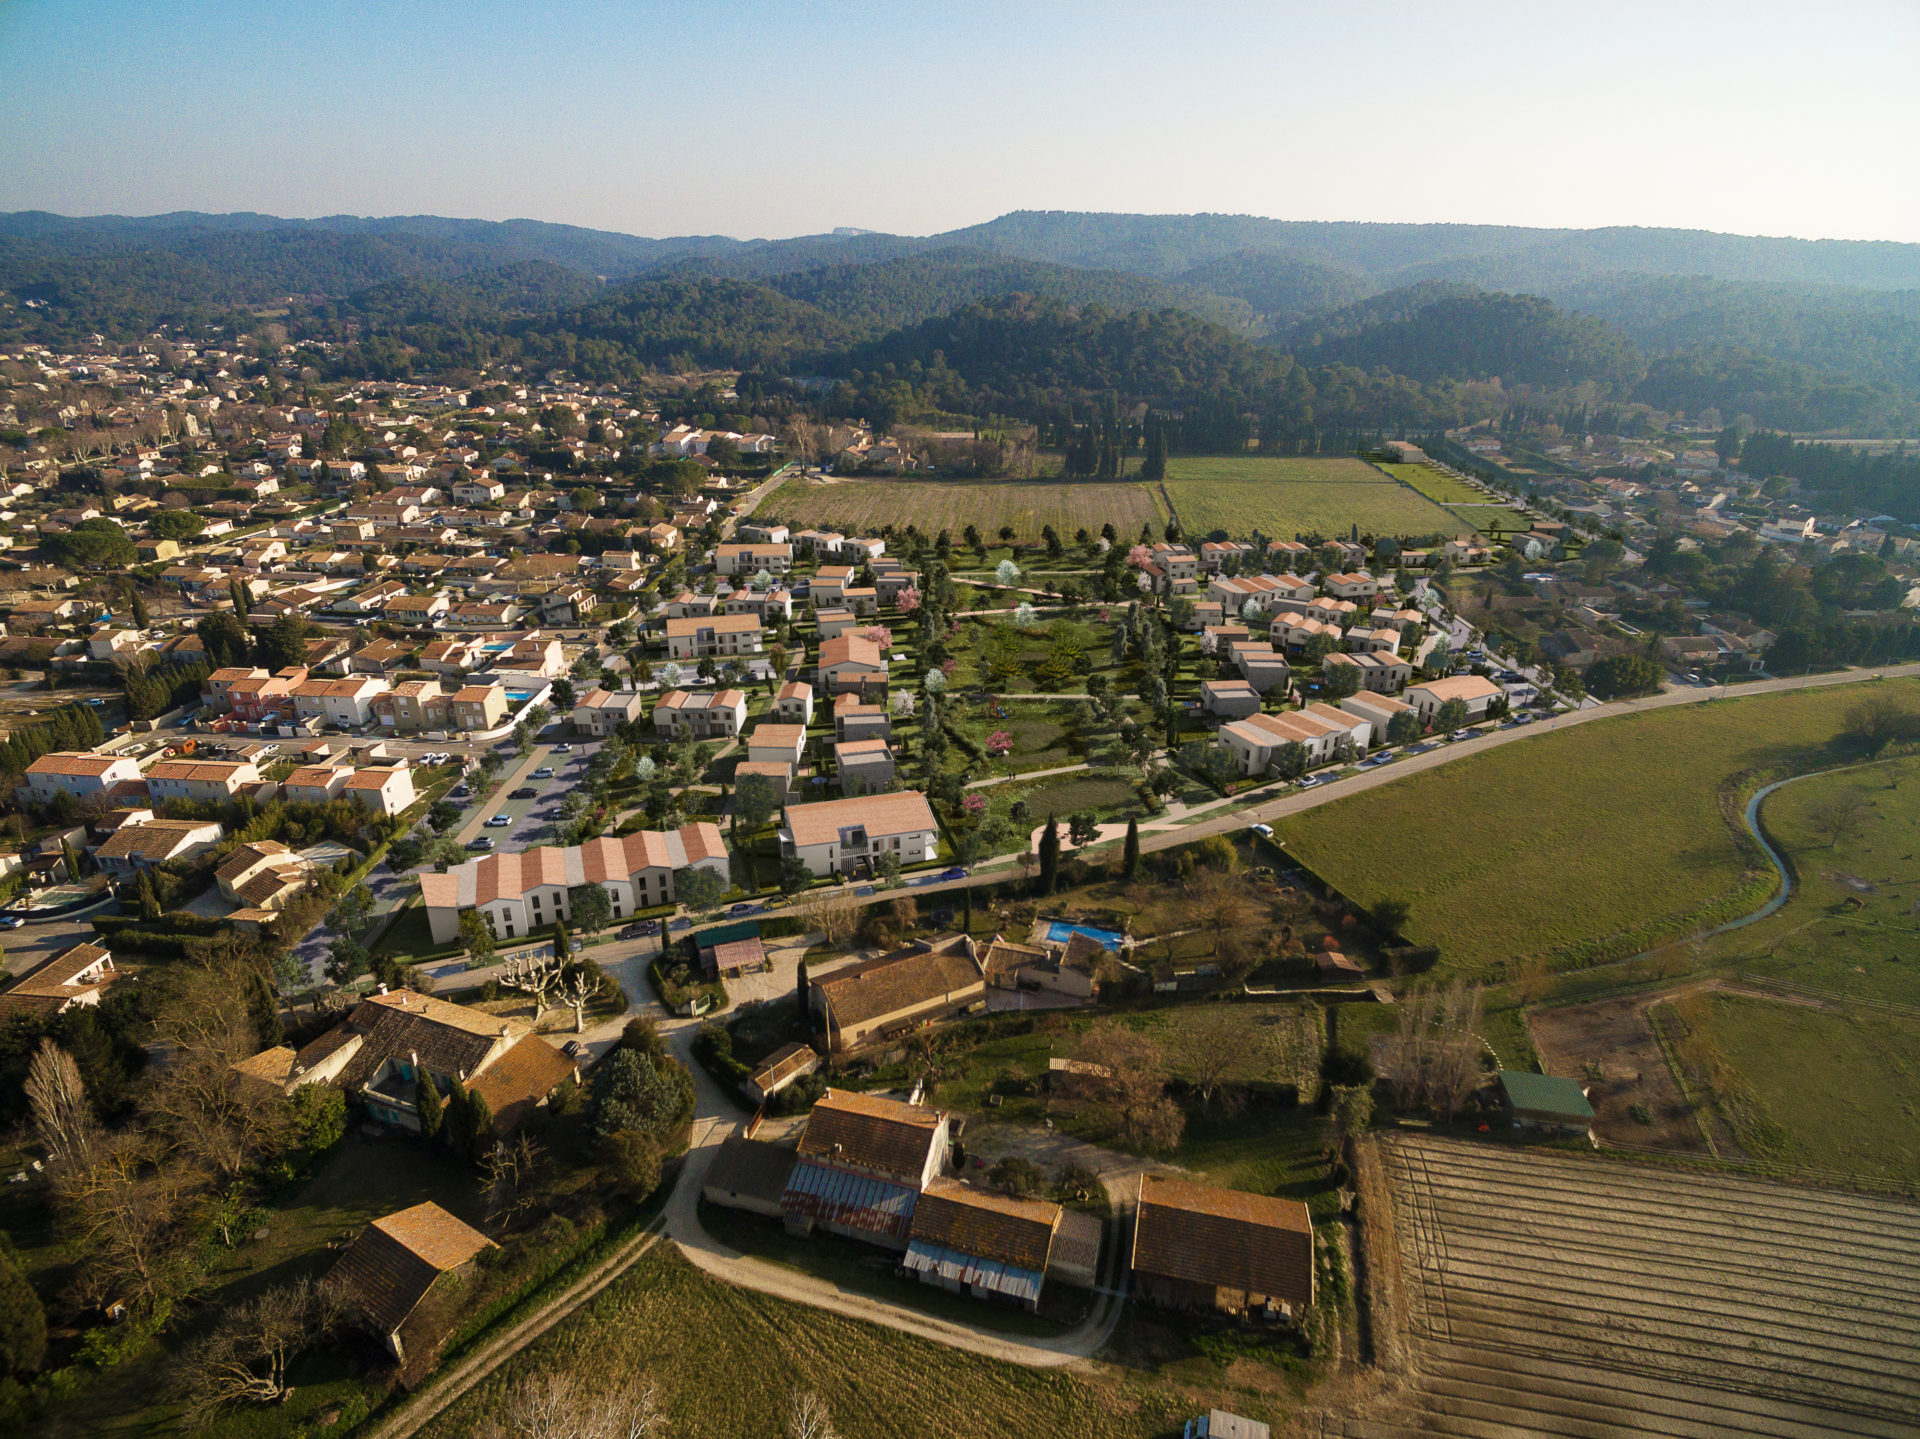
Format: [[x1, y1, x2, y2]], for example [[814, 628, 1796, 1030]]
[[1126, 544, 1153, 568], [986, 729, 1014, 756], [962, 793, 988, 815], [895, 586, 921, 615], [859, 625, 892, 649]]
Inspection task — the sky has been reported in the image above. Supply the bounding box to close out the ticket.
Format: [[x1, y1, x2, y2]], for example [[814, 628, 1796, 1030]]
[[4, 0, 1918, 244]]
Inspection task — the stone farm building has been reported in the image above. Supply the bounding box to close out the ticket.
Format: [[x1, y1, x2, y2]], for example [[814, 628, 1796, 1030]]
[[1131, 1174, 1315, 1320]]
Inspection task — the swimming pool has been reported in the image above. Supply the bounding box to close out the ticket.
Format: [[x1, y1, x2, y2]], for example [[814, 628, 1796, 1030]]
[[1044, 920, 1126, 950]]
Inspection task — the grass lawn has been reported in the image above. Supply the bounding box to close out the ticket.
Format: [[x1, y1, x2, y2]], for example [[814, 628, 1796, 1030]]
[[756, 477, 1159, 544], [1161, 455, 1460, 541], [1372, 462, 1489, 504], [1271, 679, 1920, 979], [1693, 754, 1920, 1008], [695, 1202, 1080, 1336], [1447, 502, 1528, 537], [1683, 993, 1920, 1187], [1005, 771, 1140, 822], [419, 1245, 1284, 1439], [370, 896, 464, 965]]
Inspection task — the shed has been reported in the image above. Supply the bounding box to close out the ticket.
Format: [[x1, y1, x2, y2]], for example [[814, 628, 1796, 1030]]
[[703, 1135, 799, 1218], [1498, 1070, 1595, 1135]]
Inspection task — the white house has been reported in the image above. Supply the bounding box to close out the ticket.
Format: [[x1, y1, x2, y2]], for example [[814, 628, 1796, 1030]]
[[25, 752, 143, 806], [779, 791, 938, 877], [342, 766, 416, 817], [145, 759, 261, 805], [1406, 675, 1504, 723]]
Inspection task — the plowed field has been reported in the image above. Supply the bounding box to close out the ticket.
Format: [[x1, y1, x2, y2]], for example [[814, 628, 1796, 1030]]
[[1346, 1135, 1920, 1439]]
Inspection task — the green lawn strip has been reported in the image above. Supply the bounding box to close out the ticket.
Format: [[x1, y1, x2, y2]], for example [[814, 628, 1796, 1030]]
[[1161, 455, 1460, 540]]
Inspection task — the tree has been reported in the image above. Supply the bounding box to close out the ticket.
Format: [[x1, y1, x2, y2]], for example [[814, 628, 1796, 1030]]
[[415, 1074, 445, 1141], [590, 1047, 694, 1142], [324, 936, 367, 987], [25, 1039, 99, 1166], [1330, 1083, 1375, 1153], [1380, 982, 1485, 1121], [1432, 697, 1469, 735], [481, 1371, 665, 1439], [1843, 693, 1920, 758], [1037, 816, 1061, 895], [1121, 817, 1140, 879], [734, 772, 777, 834], [134, 868, 161, 921], [1386, 708, 1423, 745], [458, 908, 497, 963], [171, 1276, 345, 1423], [1323, 659, 1361, 698], [1067, 811, 1099, 848], [568, 883, 614, 937], [254, 612, 311, 672], [779, 855, 813, 895], [1584, 653, 1663, 700], [126, 584, 151, 629], [0, 1240, 47, 1377], [551, 677, 577, 712], [787, 1389, 840, 1439], [674, 865, 727, 918], [43, 518, 136, 570], [1807, 788, 1871, 848], [428, 800, 462, 834], [1062, 1023, 1184, 1151], [995, 559, 1022, 587]]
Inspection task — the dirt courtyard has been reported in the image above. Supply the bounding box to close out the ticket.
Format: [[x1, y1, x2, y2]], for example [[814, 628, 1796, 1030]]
[[1526, 993, 1705, 1152]]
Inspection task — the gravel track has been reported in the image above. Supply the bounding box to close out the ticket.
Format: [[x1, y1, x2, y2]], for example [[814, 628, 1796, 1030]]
[[1352, 1134, 1920, 1438]]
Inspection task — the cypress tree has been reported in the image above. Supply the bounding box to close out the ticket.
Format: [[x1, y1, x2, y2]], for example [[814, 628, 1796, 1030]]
[[446, 1077, 472, 1155], [1122, 818, 1141, 880], [795, 958, 810, 1015], [0, 1240, 48, 1377], [961, 884, 974, 933], [1038, 817, 1061, 896], [60, 840, 80, 883], [135, 870, 160, 921], [465, 1090, 496, 1159], [416, 1074, 445, 1141], [127, 585, 149, 629]]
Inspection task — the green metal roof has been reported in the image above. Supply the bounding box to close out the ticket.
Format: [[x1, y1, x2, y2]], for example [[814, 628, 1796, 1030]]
[[1498, 1070, 1595, 1121], [692, 919, 761, 949]]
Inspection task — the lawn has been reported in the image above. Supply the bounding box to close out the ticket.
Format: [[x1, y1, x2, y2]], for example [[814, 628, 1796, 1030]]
[[1372, 461, 1488, 504], [756, 477, 1158, 543], [420, 1246, 1280, 1439], [1270, 678, 1920, 979], [1446, 502, 1528, 538], [1692, 754, 1920, 1008], [1679, 992, 1920, 1188], [1160, 455, 1461, 541]]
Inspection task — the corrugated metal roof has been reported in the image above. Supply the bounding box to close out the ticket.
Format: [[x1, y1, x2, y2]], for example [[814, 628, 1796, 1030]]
[[779, 1160, 918, 1241], [902, 1239, 1043, 1305]]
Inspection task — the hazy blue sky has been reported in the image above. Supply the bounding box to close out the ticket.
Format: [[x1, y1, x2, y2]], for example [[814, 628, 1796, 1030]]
[[4, 0, 1916, 242]]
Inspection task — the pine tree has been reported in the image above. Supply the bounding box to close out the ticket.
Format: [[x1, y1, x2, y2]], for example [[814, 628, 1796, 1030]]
[[416, 1074, 445, 1141], [1122, 817, 1141, 880], [135, 869, 160, 921], [127, 585, 149, 629], [1038, 817, 1061, 896]]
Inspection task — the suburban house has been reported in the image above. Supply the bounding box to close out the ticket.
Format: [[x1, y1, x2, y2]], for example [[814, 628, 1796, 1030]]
[[328, 1201, 495, 1365], [778, 1089, 952, 1247], [1406, 674, 1504, 723], [93, 817, 224, 873], [833, 737, 895, 795], [745, 723, 807, 771], [664, 613, 763, 660], [572, 688, 646, 736], [1322, 650, 1412, 694], [1341, 691, 1417, 739], [450, 684, 510, 733], [652, 688, 747, 740], [816, 635, 888, 696], [809, 933, 987, 1051], [25, 752, 144, 806], [780, 791, 938, 877], [145, 758, 261, 805], [216, 840, 313, 911], [1227, 641, 1292, 695], [714, 542, 793, 577], [775, 680, 815, 725], [343, 765, 417, 816], [0, 942, 117, 1022], [1322, 571, 1379, 599], [833, 694, 891, 742], [1217, 707, 1363, 776], [1131, 1175, 1315, 1320], [419, 823, 729, 943], [291, 676, 390, 729], [1200, 679, 1262, 719]]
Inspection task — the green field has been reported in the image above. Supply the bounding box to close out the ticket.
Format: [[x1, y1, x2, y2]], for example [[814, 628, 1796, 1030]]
[[1446, 503, 1528, 537], [1683, 993, 1920, 1187], [1373, 461, 1488, 504], [1160, 456, 1461, 541], [422, 1246, 1287, 1439], [1271, 679, 1920, 978], [1695, 755, 1920, 1007], [756, 477, 1157, 541]]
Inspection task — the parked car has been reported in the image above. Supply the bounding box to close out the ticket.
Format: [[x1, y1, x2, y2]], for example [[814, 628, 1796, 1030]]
[[941, 866, 969, 880], [531, 766, 555, 779], [727, 902, 757, 916], [618, 920, 661, 939], [486, 814, 511, 827], [552, 743, 573, 753], [1248, 823, 1274, 840], [466, 836, 495, 851], [0, 915, 23, 930], [1298, 775, 1322, 789], [449, 784, 470, 798], [511, 786, 538, 799]]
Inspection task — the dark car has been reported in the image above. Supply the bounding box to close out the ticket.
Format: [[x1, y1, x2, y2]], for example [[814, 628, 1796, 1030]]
[[941, 866, 968, 881], [727, 902, 757, 916], [510, 786, 538, 799], [618, 920, 661, 939]]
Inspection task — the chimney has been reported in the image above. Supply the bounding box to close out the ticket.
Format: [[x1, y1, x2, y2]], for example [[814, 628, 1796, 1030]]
[[409, 1049, 419, 1074], [376, 983, 388, 995]]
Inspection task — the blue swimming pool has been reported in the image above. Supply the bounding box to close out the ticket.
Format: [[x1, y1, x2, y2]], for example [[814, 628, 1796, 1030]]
[[1044, 921, 1125, 950]]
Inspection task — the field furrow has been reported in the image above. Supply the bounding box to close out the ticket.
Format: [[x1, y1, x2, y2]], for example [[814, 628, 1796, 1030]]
[[1361, 1134, 1920, 1439]]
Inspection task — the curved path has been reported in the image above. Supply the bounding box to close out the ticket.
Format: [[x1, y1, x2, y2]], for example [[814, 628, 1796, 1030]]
[[657, 1018, 1132, 1368]]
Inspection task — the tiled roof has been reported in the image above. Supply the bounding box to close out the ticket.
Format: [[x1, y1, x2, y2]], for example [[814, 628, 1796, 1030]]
[[797, 1089, 946, 1183], [0, 942, 115, 1020], [334, 992, 521, 1088], [94, 819, 216, 861], [465, 1037, 576, 1132], [330, 1201, 494, 1337], [783, 791, 933, 849], [812, 935, 983, 1032], [911, 1180, 1061, 1272], [704, 1135, 799, 1205], [1131, 1175, 1313, 1310]]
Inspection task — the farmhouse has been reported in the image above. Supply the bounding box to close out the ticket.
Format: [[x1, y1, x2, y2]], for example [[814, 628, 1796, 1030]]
[[329, 1202, 496, 1365], [808, 933, 986, 1051], [904, 1180, 1092, 1311], [779, 1089, 951, 1247], [1131, 1175, 1315, 1319]]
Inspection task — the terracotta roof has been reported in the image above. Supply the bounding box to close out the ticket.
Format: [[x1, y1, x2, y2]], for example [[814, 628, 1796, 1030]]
[[465, 1036, 576, 1132], [27, 752, 130, 777], [1131, 1175, 1313, 1310], [797, 1089, 946, 1183], [330, 1201, 494, 1337], [0, 942, 116, 1019], [335, 991, 522, 1088], [229, 1045, 298, 1090], [216, 839, 295, 883], [911, 1180, 1061, 1271], [94, 819, 217, 861], [783, 791, 934, 849], [812, 935, 983, 1032], [704, 1135, 799, 1205], [819, 635, 883, 669]]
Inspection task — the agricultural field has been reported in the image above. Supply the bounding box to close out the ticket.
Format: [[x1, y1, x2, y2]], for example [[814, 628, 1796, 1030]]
[[1372, 461, 1488, 504], [1271, 679, 1920, 979], [1445, 503, 1527, 537], [1354, 1134, 1920, 1439], [755, 476, 1157, 541], [1662, 990, 1920, 1187], [1160, 455, 1462, 541], [423, 1246, 1274, 1439]]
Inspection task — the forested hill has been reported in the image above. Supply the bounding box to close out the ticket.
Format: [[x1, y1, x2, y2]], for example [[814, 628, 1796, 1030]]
[[1296, 289, 1648, 391]]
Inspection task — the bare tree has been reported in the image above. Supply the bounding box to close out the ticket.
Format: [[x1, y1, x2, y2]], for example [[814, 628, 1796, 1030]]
[[499, 953, 565, 1021], [1186, 871, 1259, 957], [1380, 983, 1486, 1121], [790, 886, 860, 947], [479, 1369, 666, 1439], [25, 1039, 100, 1166], [559, 966, 598, 1034], [1063, 1024, 1185, 1151], [172, 1275, 346, 1422], [1807, 788, 1870, 849], [56, 1134, 186, 1310], [787, 1389, 839, 1439]]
